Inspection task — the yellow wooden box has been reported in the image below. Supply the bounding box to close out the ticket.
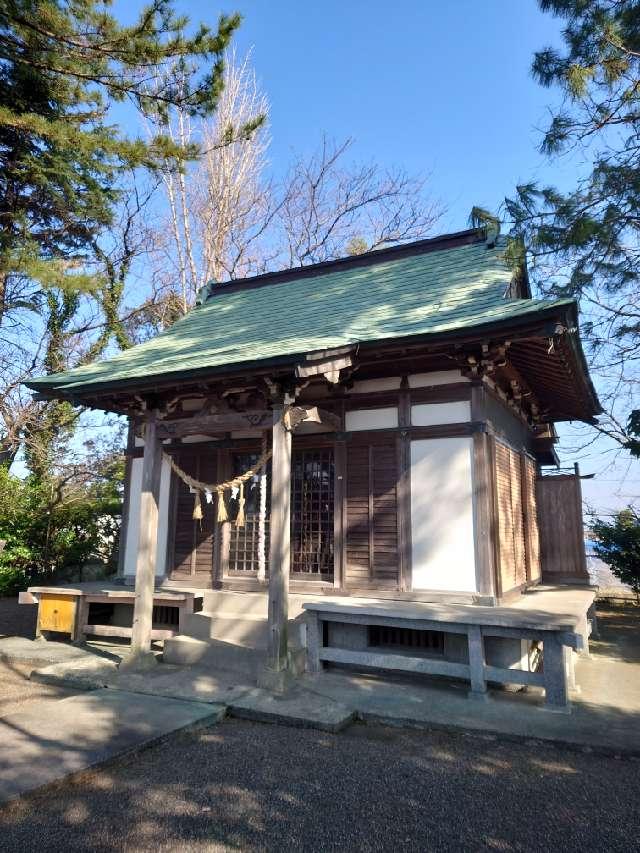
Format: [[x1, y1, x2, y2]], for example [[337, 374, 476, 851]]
[[37, 593, 77, 636]]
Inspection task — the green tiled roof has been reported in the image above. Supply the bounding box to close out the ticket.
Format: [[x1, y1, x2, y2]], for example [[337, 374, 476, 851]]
[[28, 235, 574, 395]]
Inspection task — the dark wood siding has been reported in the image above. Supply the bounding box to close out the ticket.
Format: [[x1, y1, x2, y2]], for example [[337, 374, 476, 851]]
[[345, 436, 400, 589], [170, 447, 217, 580], [522, 455, 541, 582], [494, 440, 527, 594], [536, 473, 588, 583]]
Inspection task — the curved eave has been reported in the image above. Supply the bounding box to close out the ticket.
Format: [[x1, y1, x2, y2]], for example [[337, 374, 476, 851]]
[[27, 301, 600, 426]]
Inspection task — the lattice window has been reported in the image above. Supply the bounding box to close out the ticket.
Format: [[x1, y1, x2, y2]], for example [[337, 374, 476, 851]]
[[228, 453, 270, 574], [369, 625, 444, 653], [291, 449, 334, 577]]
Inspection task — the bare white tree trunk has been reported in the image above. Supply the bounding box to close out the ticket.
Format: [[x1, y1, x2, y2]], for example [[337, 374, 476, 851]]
[[147, 51, 442, 313]]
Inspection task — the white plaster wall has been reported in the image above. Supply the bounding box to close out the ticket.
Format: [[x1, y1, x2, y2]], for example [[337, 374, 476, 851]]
[[347, 377, 401, 393], [345, 407, 399, 431], [123, 455, 171, 579], [408, 370, 467, 387], [411, 400, 471, 426], [410, 437, 477, 592]]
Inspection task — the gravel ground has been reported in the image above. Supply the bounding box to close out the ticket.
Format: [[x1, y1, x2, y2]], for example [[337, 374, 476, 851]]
[[1, 717, 638, 853]]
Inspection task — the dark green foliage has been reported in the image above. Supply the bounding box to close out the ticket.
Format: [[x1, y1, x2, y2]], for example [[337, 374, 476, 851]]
[[0, 0, 246, 318], [592, 508, 640, 598], [506, 1, 640, 446], [0, 453, 123, 595], [624, 410, 640, 457]]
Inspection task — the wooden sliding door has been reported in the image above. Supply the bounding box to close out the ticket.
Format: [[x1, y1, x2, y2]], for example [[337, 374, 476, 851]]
[[345, 435, 400, 590]]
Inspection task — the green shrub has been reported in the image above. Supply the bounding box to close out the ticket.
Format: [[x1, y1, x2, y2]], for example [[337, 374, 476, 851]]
[[592, 508, 640, 600], [0, 460, 123, 596]]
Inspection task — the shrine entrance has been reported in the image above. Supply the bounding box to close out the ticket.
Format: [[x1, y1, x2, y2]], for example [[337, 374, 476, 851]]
[[226, 446, 335, 583], [170, 444, 335, 585]]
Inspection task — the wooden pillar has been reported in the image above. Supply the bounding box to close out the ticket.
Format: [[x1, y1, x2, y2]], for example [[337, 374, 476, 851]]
[[125, 415, 162, 668], [397, 378, 412, 592], [472, 431, 499, 600], [259, 401, 292, 690], [117, 420, 136, 578], [333, 439, 346, 590]]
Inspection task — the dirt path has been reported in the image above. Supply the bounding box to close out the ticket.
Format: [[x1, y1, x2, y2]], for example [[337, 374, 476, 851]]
[[0, 598, 79, 717]]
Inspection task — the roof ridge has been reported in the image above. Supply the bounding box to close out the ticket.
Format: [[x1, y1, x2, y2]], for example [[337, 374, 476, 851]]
[[205, 227, 488, 298]]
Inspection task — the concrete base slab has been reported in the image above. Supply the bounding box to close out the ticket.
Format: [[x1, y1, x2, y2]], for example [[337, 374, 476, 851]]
[[118, 650, 159, 672], [0, 689, 223, 804], [32, 656, 255, 706], [256, 666, 295, 694], [31, 656, 119, 690], [301, 666, 640, 755], [229, 687, 355, 733], [0, 637, 96, 667]]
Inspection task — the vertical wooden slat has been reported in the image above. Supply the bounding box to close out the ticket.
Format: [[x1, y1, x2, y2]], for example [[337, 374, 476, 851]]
[[334, 440, 346, 589], [521, 454, 541, 583], [488, 435, 503, 599], [117, 420, 135, 578], [345, 435, 400, 591], [509, 448, 526, 587], [472, 430, 498, 598], [397, 379, 412, 592], [495, 440, 516, 593], [368, 444, 375, 583]]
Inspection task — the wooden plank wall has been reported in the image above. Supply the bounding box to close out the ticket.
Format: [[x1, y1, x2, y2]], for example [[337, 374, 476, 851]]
[[345, 435, 400, 590], [521, 455, 541, 582], [536, 473, 588, 582], [170, 447, 217, 580], [494, 440, 536, 595]]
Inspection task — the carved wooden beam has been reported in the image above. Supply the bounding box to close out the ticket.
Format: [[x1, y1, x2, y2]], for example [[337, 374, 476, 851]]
[[155, 405, 341, 440], [156, 410, 275, 439]]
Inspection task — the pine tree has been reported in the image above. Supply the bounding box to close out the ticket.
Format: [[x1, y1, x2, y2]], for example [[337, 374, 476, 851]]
[[0, 1, 250, 324], [505, 0, 640, 449]]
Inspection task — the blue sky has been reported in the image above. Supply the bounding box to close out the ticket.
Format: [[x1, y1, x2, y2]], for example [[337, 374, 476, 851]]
[[189, 0, 571, 227], [109, 0, 638, 512]]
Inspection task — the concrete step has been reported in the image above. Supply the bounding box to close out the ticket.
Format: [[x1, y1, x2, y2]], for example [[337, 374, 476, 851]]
[[202, 589, 320, 620], [163, 635, 211, 666], [229, 687, 356, 733], [182, 613, 268, 648], [181, 611, 307, 649], [163, 633, 267, 675]]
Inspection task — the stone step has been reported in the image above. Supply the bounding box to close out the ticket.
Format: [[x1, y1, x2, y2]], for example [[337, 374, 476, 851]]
[[229, 688, 356, 733], [182, 611, 307, 649], [181, 613, 268, 648], [163, 633, 268, 676], [201, 589, 319, 620]]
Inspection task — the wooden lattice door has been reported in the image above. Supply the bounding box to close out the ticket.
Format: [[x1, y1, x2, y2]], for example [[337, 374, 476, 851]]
[[224, 446, 335, 582], [227, 452, 270, 577], [291, 448, 335, 581]]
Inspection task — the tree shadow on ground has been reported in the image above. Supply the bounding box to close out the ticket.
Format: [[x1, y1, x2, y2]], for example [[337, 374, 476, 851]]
[[1, 711, 640, 853]]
